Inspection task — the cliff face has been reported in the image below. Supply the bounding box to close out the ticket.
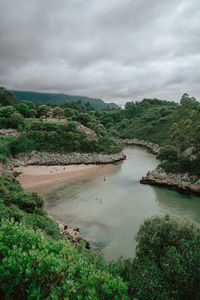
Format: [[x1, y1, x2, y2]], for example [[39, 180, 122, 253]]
[[140, 167, 200, 196]]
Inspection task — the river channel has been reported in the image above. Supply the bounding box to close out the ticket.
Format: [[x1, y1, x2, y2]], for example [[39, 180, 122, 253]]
[[44, 146, 200, 260]]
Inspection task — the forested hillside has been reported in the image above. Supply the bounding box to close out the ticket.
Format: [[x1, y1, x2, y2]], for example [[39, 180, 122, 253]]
[[94, 94, 200, 175], [12, 90, 118, 109]]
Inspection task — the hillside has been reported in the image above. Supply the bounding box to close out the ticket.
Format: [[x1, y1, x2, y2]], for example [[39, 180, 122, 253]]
[[12, 90, 118, 109]]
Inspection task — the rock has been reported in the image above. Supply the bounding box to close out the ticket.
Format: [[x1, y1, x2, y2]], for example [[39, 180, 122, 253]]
[[72, 226, 79, 232], [118, 138, 159, 154], [76, 123, 97, 138], [11, 151, 126, 167], [0, 128, 20, 137], [48, 215, 90, 248], [183, 146, 197, 160], [140, 167, 200, 196], [0, 168, 21, 178]]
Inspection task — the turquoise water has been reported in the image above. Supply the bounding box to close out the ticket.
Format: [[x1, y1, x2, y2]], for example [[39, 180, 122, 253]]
[[44, 146, 200, 260]]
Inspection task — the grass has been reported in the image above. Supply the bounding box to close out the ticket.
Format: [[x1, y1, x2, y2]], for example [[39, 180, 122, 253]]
[[0, 135, 14, 145], [24, 118, 68, 126]]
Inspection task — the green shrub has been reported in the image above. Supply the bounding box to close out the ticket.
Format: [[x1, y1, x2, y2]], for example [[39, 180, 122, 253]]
[[135, 214, 200, 261], [0, 220, 128, 299], [108, 215, 200, 299], [8, 112, 24, 128], [22, 213, 61, 240]]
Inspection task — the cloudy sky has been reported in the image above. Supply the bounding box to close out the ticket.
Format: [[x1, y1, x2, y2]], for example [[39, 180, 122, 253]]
[[0, 0, 200, 105]]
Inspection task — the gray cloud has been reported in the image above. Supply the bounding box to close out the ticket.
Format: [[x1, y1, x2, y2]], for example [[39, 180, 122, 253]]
[[0, 0, 200, 105]]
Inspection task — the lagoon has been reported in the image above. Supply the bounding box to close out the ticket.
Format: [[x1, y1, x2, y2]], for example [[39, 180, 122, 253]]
[[44, 146, 200, 260]]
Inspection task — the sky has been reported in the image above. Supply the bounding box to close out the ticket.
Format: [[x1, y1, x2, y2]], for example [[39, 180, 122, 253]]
[[0, 0, 200, 105]]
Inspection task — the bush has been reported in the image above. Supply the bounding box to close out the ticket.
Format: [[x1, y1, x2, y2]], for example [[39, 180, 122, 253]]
[[108, 215, 200, 299], [0, 87, 16, 106], [8, 112, 24, 129], [0, 106, 16, 118], [0, 143, 11, 163], [0, 176, 44, 214], [157, 145, 178, 163], [135, 214, 200, 261], [11, 120, 122, 155], [0, 220, 128, 299], [22, 213, 61, 240]]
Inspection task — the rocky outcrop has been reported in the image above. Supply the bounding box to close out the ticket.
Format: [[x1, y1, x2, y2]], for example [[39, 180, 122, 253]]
[[118, 138, 159, 154], [0, 128, 20, 137], [49, 216, 90, 249], [76, 123, 97, 138], [0, 167, 21, 178], [140, 167, 200, 196], [183, 146, 197, 160], [11, 151, 126, 167]]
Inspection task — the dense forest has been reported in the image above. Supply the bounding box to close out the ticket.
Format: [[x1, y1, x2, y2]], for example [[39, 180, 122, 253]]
[[12, 90, 118, 109], [0, 86, 200, 298]]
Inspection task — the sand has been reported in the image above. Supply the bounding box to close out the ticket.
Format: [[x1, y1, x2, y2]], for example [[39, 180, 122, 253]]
[[15, 164, 116, 193]]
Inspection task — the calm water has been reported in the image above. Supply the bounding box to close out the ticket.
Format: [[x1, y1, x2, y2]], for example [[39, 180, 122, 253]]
[[44, 146, 200, 260]]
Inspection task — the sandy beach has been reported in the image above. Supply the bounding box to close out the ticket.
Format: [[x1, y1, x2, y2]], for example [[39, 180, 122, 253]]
[[15, 164, 117, 193]]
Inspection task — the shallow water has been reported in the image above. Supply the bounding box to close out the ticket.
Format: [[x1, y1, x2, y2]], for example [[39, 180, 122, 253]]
[[44, 146, 200, 260]]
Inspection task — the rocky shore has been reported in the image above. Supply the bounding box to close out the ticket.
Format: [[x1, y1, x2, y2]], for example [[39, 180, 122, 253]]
[[11, 150, 126, 167], [0, 128, 20, 137], [49, 216, 90, 249], [140, 167, 200, 196], [0, 167, 21, 178], [118, 138, 159, 154]]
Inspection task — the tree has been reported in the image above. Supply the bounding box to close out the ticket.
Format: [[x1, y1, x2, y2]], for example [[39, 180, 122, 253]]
[[17, 102, 29, 117], [129, 215, 200, 299], [84, 101, 93, 112], [29, 109, 37, 118], [64, 107, 75, 118], [8, 112, 24, 129], [0, 106, 16, 118], [0, 87, 16, 106], [37, 105, 50, 117], [20, 100, 36, 110], [74, 112, 92, 126], [52, 107, 64, 119], [177, 93, 199, 119], [135, 214, 200, 261], [157, 145, 178, 163]]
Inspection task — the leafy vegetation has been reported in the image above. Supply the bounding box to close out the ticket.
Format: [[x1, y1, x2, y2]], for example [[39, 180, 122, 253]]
[[1, 175, 200, 299], [0, 87, 16, 106], [0, 176, 60, 239], [0, 175, 128, 299], [94, 94, 200, 176], [109, 215, 200, 299], [10, 121, 121, 155], [0, 135, 14, 163]]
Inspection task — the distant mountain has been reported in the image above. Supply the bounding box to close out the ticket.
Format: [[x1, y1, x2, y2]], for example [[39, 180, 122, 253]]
[[12, 90, 118, 109]]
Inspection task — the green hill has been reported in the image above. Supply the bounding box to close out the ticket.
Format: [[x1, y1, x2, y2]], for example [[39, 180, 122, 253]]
[[12, 90, 118, 109]]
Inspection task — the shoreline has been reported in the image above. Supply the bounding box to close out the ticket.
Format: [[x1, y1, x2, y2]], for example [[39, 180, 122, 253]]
[[118, 138, 159, 154], [11, 151, 126, 167], [140, 167, 200, 196]]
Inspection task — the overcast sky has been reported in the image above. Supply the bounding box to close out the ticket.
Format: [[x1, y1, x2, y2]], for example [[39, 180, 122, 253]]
[[0, 0, 200, 105]]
